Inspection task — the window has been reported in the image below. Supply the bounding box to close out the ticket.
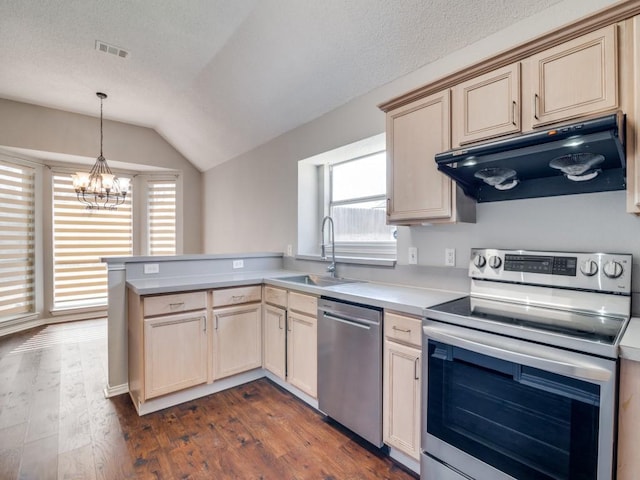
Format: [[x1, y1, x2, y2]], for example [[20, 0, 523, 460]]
[[329, 152, 395, 244], [52, 173, 132, 310], [0, 159, 35, 318], [297, 133, 396, 262], [147, 178, 177, 256]]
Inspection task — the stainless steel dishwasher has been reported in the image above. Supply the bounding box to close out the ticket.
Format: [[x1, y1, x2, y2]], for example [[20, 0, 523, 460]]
[[317, 297, 383, 447]]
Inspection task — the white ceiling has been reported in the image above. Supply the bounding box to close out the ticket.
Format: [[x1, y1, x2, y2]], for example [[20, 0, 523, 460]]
[[0, 0, 566, 172]]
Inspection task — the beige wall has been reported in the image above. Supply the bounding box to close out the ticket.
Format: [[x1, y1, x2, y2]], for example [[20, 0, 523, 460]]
[[0, 97, 203, 253], [203, 0, 629, 262]]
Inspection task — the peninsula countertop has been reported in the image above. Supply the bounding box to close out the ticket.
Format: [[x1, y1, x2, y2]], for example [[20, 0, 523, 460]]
[[126, 271, 465, 317]]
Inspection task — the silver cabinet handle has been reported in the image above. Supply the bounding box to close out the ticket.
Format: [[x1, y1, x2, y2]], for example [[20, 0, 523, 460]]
[[214, 314, 219, 330], [512, 100, 517, 126], [533, 93, 539, 120], [278, 313, 284, 330], [414, 357, 420, 380], [423, 322, 612, 383], [231, 295, 245, 303], [169, 302, 184, 309]]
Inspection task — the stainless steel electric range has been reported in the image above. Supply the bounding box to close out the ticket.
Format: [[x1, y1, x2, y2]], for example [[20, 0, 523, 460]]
[[422, 249, 632, 480]]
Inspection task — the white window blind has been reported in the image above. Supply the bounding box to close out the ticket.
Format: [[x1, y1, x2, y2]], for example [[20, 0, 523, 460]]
[[148, 179, 176, 256], [52, 174, 132, 310], [0, 160, 35, 318]]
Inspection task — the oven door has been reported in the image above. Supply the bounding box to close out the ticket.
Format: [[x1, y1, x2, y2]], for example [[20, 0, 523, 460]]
[[421, 320, 617, 480]]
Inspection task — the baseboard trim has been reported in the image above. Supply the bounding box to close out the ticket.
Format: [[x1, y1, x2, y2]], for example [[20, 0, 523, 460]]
[[0, 317, 44, 338], [132, 369, 266, 415], [104, 383, 130, 398], [388, 447, 420, 475], [264, 371, 319, 410]]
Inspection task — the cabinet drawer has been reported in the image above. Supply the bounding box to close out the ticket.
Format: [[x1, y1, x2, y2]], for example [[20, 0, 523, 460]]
[[143, 291, 207, 317], [288, 291, 317, 316], [212, 285, 262, 307], [385, 312, 422, 347], [264, 286, 287, 308]]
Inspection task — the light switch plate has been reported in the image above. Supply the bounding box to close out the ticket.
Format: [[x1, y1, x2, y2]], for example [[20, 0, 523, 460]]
[[233, 259, 244, 269]]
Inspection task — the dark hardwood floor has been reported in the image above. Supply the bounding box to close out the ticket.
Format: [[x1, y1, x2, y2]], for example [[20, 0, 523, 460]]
[[0, 319, 418, 479]]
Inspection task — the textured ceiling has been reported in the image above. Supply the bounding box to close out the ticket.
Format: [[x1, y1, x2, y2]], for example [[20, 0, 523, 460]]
[[0, 0, 568, 171]]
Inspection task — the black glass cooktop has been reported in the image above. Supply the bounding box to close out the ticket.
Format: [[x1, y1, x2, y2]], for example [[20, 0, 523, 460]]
[[428, 296, 625, 345]]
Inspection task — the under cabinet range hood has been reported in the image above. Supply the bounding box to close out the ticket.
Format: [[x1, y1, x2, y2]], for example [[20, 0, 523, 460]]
[[435, 112, 626, 202]]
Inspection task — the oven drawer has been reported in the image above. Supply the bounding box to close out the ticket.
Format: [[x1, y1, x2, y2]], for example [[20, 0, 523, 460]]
[[422, 454, 469, 480]]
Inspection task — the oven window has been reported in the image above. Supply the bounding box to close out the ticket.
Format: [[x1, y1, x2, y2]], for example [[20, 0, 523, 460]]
[[427, 340, 600, 480]]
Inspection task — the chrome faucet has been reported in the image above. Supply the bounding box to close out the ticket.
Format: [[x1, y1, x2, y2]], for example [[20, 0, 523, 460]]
[[320, 215, 336, 277]]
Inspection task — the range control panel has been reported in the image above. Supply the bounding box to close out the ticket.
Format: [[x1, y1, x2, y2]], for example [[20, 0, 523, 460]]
[[470, 248, 632, 294]]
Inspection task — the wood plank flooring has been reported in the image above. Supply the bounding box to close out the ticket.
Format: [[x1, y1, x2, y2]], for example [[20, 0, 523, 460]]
[[0, 319, 418, 479]]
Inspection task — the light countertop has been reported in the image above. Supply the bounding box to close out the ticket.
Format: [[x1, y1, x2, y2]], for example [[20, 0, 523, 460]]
[[127, 271, 465, 316]]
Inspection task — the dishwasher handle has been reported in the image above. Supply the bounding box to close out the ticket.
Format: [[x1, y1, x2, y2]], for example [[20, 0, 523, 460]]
[[320, 311, 378, 329]]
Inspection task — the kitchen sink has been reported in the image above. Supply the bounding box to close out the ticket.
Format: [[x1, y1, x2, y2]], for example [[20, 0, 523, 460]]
[[277, 274, 361, 287]]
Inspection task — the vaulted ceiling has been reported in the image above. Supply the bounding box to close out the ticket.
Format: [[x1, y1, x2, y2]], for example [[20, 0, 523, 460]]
[[0, 0, 571, 171]]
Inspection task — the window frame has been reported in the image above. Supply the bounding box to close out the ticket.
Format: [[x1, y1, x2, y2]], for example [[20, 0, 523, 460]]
[[297, 133, 396, 263], [0, 147, 182, 327], [325, 153, 396, 258]]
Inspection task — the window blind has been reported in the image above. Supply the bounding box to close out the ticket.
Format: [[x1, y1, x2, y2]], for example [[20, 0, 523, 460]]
[[148, 179, 176, 256], [0, 160, 35, 318], [52, 174, 132, 310]]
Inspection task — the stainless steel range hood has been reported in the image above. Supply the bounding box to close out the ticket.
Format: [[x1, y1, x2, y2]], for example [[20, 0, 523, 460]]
[[435, 112, 626, 202]]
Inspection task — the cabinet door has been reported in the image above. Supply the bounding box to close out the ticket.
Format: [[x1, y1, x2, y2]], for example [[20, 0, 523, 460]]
[[453, 63, 521, 146], [212, 303, 262, 380], [383, 339, 421, 460], [263, 304, 286, 380], [386, 90, 453, 224], [144, 310, 208, 399], [287, 311, 317, 398], [528, 25, 617, 127]]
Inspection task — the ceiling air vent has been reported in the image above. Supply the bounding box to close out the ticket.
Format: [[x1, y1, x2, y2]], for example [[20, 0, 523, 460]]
[[95, 40, 129, 59]]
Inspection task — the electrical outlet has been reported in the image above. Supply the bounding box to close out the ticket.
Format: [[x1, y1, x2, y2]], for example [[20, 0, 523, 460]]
[[408, 247, 418, 265], [286, 244, 293, 256], [232, 259, 244, 269], [143, 263, 159, 274], [445, 248, 456, 267]]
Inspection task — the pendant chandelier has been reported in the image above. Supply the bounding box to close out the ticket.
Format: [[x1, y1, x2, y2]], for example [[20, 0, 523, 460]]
[[72, 92, 130, 210]]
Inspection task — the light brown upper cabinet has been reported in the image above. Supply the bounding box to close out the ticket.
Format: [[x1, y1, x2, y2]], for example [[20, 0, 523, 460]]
[[452, 63, 521, 147], [526, 25, 618, 128], [386, 90, 475, 225]]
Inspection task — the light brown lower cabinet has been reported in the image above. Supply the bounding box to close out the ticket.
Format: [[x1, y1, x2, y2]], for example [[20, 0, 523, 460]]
[[262, 303, 287, 380], [144, 310, 208, 399], [212, 301, 262, 380], [287, 310, 318, 398], [128, 289, 209, 407], [383, 312, 422, 460], [617, 358, 640, 479]]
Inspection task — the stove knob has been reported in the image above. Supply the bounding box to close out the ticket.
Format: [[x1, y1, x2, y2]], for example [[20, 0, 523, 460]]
[[603, 261, 624, 279], [473, 254, 486, 268], [488, 256, 502, 269], [579, 259, 598, 277]]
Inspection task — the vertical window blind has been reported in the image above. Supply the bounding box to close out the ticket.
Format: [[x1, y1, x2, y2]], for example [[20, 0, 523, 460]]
[[148, 179, 176, 256], [52, 174, 132, 310], [0, 160, 35, 318]]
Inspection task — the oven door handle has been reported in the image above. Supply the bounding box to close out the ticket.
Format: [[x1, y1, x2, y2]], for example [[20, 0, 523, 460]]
[[423, 323, 612, 383]]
